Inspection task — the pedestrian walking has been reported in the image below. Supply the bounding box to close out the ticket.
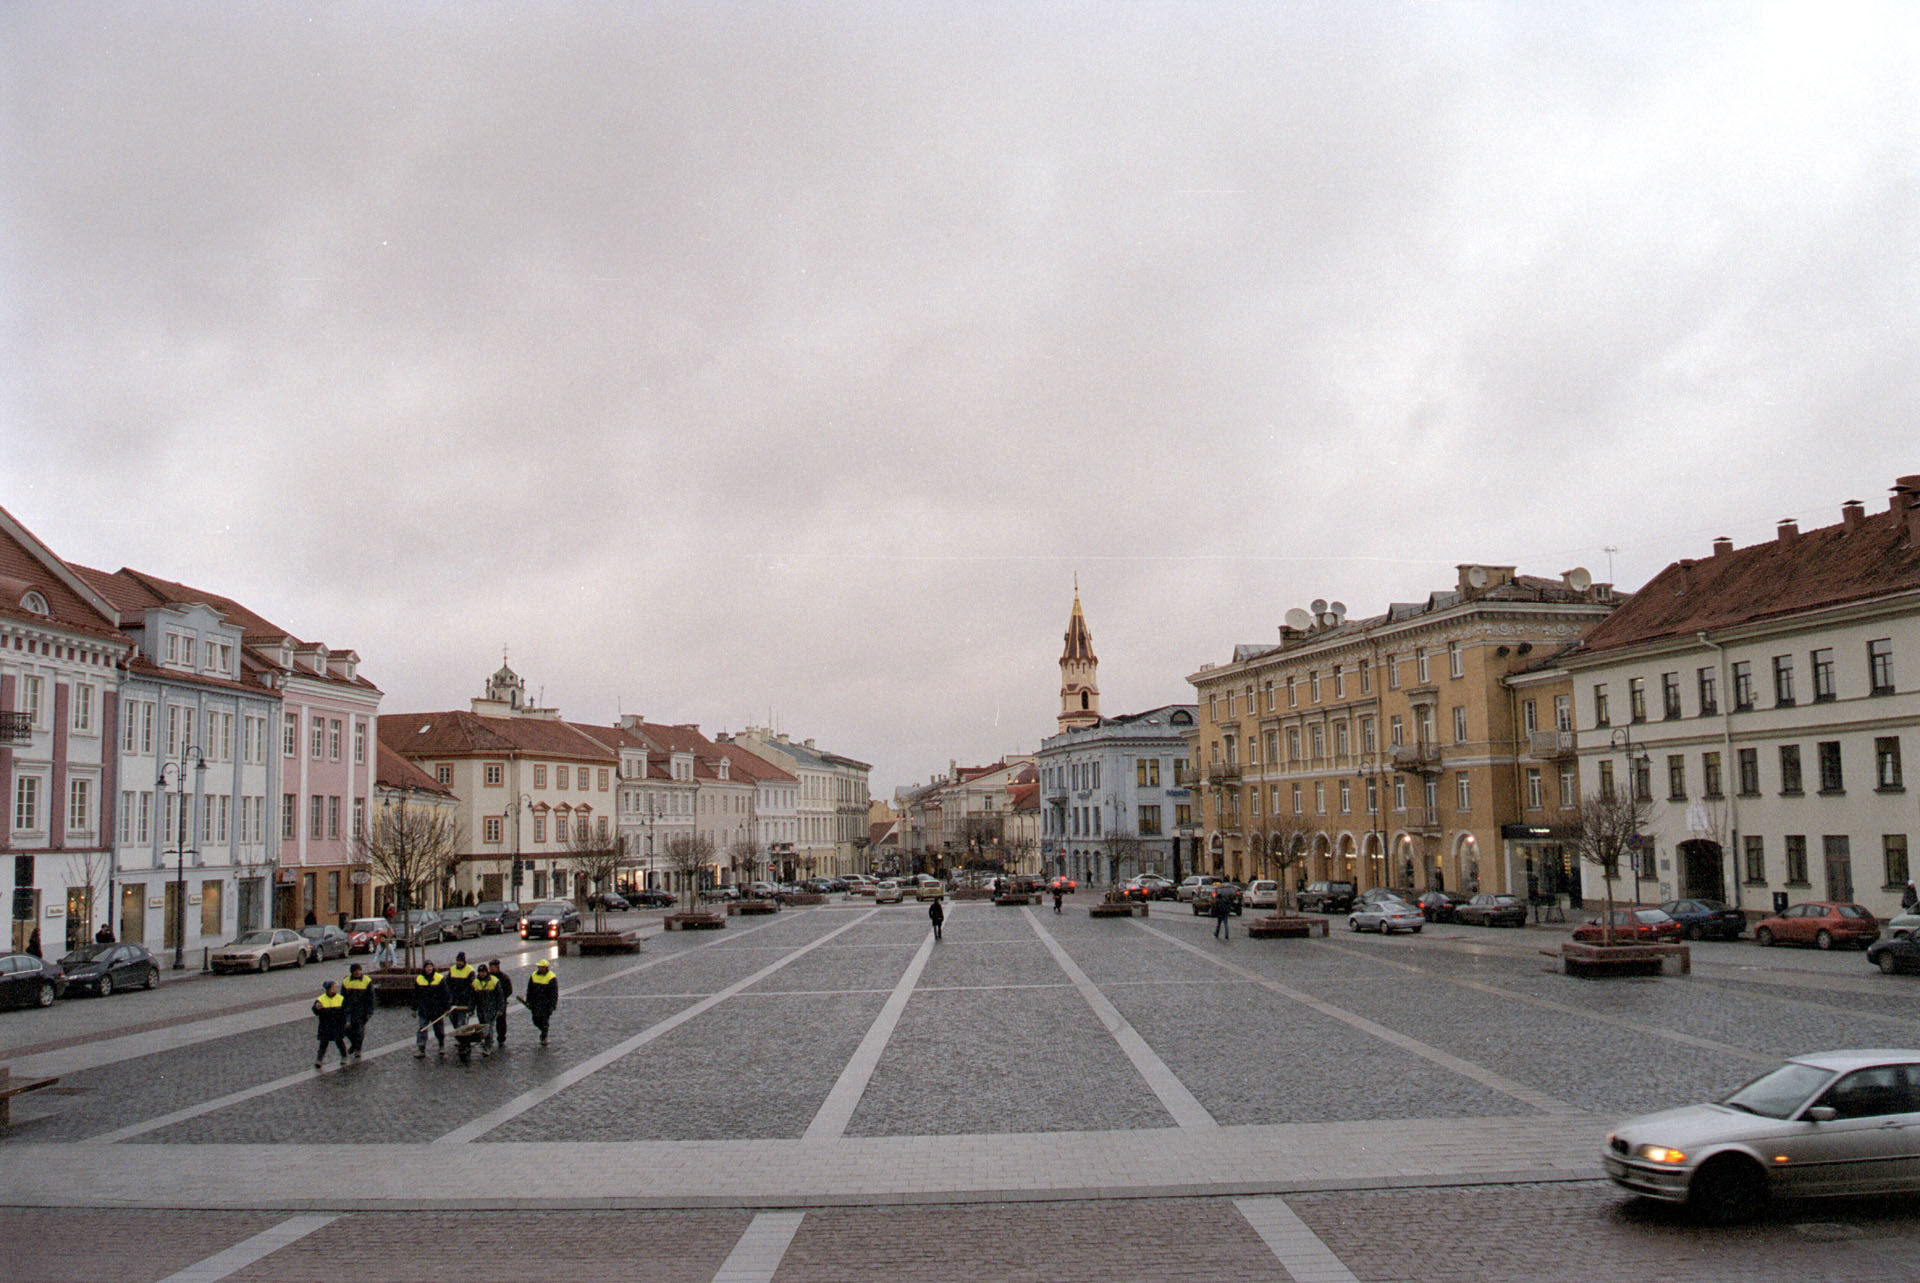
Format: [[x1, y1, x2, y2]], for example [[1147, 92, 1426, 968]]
[[413, 961, 450, 1058], [375, 931, 396, 970], [928, 897, 945, 942], [1211, 889, 1233, 940], [312, 981, 349, 1069], [25, 928, 40, 958], [524, 959, 558, 1044], [1904, 882, 1917, 911], [472, 967, 505, 1056], [341, 964, 374, 1061], [444, 952, 477, 1014], [1052, 886, 1063, 915], [486, 958, 513, 1048]]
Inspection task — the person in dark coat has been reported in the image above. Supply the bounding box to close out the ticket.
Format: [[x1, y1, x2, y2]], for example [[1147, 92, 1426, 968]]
[[94, 924, 114, 944], [928, 897, 945, 941], [1904, 882, 1917, 911], [340, 964, 375, 1061], [524, 959, 558, 1044], [25, 928, 40, 958], [472, 967, 505, 1056], [304, 909, 318, 926], [486, 959, 514, 1048], [312, 981, 349, 1069], [1052, 886, 1064, 915], [413, 961, 450, 1058], [1211, 888, 1233, 940], [443, 952, 477, 1025]]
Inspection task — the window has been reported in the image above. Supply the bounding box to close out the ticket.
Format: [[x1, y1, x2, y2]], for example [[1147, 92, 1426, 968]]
[[1660, 673, 1681, 719], [164, 631, 190, 666], [1885, 835, 1910, 890], [533, 813, 547, 843], [1291, 783, 1302, 814], [1456, 773, 1471, 811], [1778, 744, 1803, 795], [1393, 777, 1407, 811], [123, 700, 154, 755], [68, 778, 92, 834], [1452, 707, 1467, 743], [1869, 638, 1894, 695], [310, 720, 324, 759], [1286, 676, 1297, 707], [1785, 835, 1808, 885], [1522, 700, 1537, 734], [309, 795, 324, 839], [1334, 722, 1350, 757], [1333, 664, 1345, 698], [1525, 768, 1543, 810], [1554, 695, 1572, 732], [326, 796, 340, 839], [580, 768, 592, 791], [1175, 803, 1191, 828], [557, 765, 570, 789], [1812, 648, 1836, 701], [1876, 737, 1903, 790], [483, 816, 503, 844], [1772, 656, 1795, 706], [435, 764, 453, 787], [1264, 731, 1279, 764], [1314, 781, 1326, 814], [1599, 761, 1617, 802], [1359, 660, 1372, 694], [1389, 715, 1403, 747], [164, 704, 186, 759], [1667, 755, 1687, 802], [1138, 805, 1162, 836], [1732, 661, 1754, 711], [1634, 756, 1652, 803], [1629, 677, 1647, 723], [598, 769, 610, 791], [328, 719, 342, 761], [1136, 758, 1160, 787], [1702, 752, 1723, 799], [1310, 726, 1324, 760], [244, 715, 266, 764], [1697, 667, 1718, 715], [16, 774, 44, 831], [1558, 765, 1577, 808], [1339, 780, 1351, 814], [533, 764, 548, 788], [284, 712, 298, 757], [282, 794, 296, 840], [1743, 835, 1766, 884], [1593, 684, 1610, 727], [353, 721, 366, 765], [1425, 777, 1439, 816], [1310, 671, 1321, 702], [1387, 656, 1400, 690], [1737, 748, 1760, 796], [1449, 642, 1463, 678], [68, 681, 94, 733], [484, 763, 504, 787], [1417, 649, 1431, 683], [1817, 741, 1844, 794]]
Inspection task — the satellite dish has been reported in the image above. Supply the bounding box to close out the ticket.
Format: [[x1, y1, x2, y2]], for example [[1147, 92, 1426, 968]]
[[1466, 567, 1489, 589], [1284, 608, 1312, 631], [1329, 601, 1347, 622], [1310, 598, 1328, 615], [1566, 567, 1592, 591]]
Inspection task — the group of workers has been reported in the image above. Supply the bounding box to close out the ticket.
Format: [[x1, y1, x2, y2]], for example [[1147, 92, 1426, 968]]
[[310, 952, 560, 1068]]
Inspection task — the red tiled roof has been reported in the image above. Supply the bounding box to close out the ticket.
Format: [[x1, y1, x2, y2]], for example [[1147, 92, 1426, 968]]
[[0, 508, 126, 642], [1577, 501, 1920, 655], [379, 711, 616, 761], [376, 742, 453, 796], [712, 742, 797, 784], [1008, 782, 1040, 811]]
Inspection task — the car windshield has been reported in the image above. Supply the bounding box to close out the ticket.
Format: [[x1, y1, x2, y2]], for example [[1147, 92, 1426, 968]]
[[235, 931, 275, 946], [533, 902, 570, 913], [1696, 901, 1727, 912], [1722, 1062, 1835, 1118], [348, 920, 384, 932], [1836, 905, 1870, 919], [59, 945, 112, 964], [300, 927, 325, 937], [1633, 910, 1669, 924], [403, 912, 434, 923]]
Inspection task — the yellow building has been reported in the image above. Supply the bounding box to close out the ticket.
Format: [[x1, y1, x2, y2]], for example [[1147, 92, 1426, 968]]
[[1186, 566, 1618, 899]]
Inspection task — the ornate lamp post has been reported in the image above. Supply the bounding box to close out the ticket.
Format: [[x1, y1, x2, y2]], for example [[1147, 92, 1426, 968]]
[[158, 745, 207, 971]]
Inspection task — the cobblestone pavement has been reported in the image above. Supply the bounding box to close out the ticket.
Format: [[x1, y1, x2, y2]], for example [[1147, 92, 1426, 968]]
[[3, 898, 1919, 1281]]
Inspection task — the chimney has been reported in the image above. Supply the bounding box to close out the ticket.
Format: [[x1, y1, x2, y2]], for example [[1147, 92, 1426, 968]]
[[1777, 518, 1799, 543], [1895, 475, 1920, 545], [1841, 500, 1865, 529], [1712, 536, 1733, 556]]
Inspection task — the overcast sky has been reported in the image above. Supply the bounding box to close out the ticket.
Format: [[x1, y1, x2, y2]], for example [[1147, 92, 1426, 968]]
[[4, 2, 1916, 792]]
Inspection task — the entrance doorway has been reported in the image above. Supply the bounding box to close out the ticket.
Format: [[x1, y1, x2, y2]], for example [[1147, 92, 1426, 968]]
[[163, 882, 182, 951], [237, 878, 263, 932], [120, 883, 145, 944], [1824, 835, 1854, 903], [1678, 839, 1726, 902]]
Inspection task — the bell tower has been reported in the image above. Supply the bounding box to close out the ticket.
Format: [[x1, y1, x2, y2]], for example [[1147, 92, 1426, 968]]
[[1058, 578, 1100, 732]]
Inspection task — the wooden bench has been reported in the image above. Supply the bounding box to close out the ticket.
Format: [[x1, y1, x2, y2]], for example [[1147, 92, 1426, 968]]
[[557, 930, 645, 956], [0, 1066, 59, 1127], [993, 894, 1042, 906], [728, 900, 780, 916], [1247, 915, 1328, 939], [663, 912, 726, 931], [1554, 942, 1690, 977]]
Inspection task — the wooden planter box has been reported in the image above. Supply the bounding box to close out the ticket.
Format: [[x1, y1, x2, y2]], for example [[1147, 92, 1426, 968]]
[[993, 893, 1042, 906], [1556, 941, 1690, 977], [1247, 915, 1328, 939], [370, 968, 421, 1007], [728, 899, 780, 916], [783, 893, 826, 906], [558, 930, 645, 956], [664, 912, 726, 931], [1089, 901, 1146, 918]]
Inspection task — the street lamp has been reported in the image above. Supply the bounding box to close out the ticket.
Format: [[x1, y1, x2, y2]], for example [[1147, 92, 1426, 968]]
[[1358, 755, 1390, 891], [158, 746, 207, 971], [1610, 728, 1652, 903]]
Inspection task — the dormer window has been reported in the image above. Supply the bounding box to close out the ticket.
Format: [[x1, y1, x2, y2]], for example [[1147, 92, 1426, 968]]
[[164, 631, 192, 667], [20, 590, 49, 616]]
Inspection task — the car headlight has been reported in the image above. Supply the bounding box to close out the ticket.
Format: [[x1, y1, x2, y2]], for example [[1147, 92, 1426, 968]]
[[1635, 1145, 1688, 1165]]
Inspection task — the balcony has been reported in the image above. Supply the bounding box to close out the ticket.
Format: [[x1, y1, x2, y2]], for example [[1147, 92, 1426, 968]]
[[1411, 808, 1443, 834], [1528, 730, 1576, 759], [1391, 744, 1441, 774], [1207, 763, 1242, 784], [0, 712, 29, 744], [1173, 768, 1202, 788]]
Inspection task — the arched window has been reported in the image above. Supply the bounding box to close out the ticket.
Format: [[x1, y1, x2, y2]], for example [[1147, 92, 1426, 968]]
[[21, 590, 49, 615], [1080, 693, 1089, 709]]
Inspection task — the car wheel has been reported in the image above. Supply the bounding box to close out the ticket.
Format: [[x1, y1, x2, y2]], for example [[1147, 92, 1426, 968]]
[[1755, 927, 1773, 947], [1411, 925, 1423, 933], [144, 967, 159, 990], [98, 974, 114, 998], [257, 955, 270, 973], [1688, 1155, 1768, 1224], [1815, 930, 1834, 951], [1878, 952, 1901, 975], [37, 981, 56, 1008], [1348, 918, 1361, 931]]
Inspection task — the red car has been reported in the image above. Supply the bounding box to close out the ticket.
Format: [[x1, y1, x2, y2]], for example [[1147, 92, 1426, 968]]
[[1049, 876, 1077, 894], [1753, 901, 1880, 950], [1572, 907, 1684, 944], [344, 917, 394, 954]]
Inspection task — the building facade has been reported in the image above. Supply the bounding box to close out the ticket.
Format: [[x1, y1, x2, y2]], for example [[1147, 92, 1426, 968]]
[[1038, 706, 1197, 885], [722, 728, 872, 878]]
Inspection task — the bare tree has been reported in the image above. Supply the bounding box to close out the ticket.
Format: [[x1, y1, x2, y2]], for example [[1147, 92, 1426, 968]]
[[69, 846, 112, 951], [566, 822, 627, 932], [726, 837, 763, 893], [1004, 833, 1038, 878], [1571, 790, 1653, 946], [663, 832, 715, 908], [1265, 816, 1316, 911], [1103, 834, 1147, 884], [355, 804, 463, 969]]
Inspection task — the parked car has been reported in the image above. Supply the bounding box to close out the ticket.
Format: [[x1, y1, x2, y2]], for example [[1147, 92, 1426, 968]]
[[1883, 910, 1920, 940], [395, 910, 444, 946], [54, 942, 160, 996], [586, 892, 631, 912], [1753, 902, 1880, 950], [1866, 935, 1920, 975], [1603, 1049, 1920, 1220], [0, 951, 66, 1009], [1296, 881, 1357, 914], [298, 924, 353, 961], [1455, 893, 1528, 928], [1348, 899, 1424, 934], [1245, 879, 1280, 910], [211, 929, 309, 974], [1192, 883, 1244, 916], [1175, 875, 1220, 903], [473, 901, 521, 933], [344, 918, 394, 954], [1049, 875, 1077, 894], [629, 889, 675, 908], [1416, 890, 1469, 923], [1658, 898, 1746, 941], [846, 875, 877, 897], [438, 907, 485, 939], [914, 875, 946, 902], [1122, 875, 1174, 901], [1355, 887, 1417, 909], [870, 879, 905, 904], [519, 901, 582, 940], [1572, 907, 1684, 944]]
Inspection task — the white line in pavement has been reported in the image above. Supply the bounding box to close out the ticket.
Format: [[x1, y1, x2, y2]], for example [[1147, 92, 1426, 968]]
[[1236, 1197, 1359, 1283], [1025, 907, 1218, 1130], [435, 909, 879, 1144], [152, 1213, 338, 1283], [711, 1210, 805, 1283], [803, 929, 935, 1140], [1134, 919, 1571, 1113]]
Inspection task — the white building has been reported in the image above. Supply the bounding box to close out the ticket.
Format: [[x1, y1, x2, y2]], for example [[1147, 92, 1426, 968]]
[[1038, 706, 1198, 886]]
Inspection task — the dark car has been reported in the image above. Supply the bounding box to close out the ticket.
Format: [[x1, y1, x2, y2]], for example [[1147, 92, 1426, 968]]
[[1866, 935, 1920, 975], [1192, 883, 1245, 916], [586, 892, 631, 912], [1455, 893, 1528, 928], [0, 952, 66, 1009], [474, 901, 521, 933], [1417, 890, 1469, 923], [297, 924, 352, 961], [1296, 881, 1357, 914], [1754, 902, 1880, 950], [519, 900, 582, 941], [1658, 898, 1745, 941], [629, 889, 675, 908], [55, 942, 159, 996], [438, 907, 485, 940]]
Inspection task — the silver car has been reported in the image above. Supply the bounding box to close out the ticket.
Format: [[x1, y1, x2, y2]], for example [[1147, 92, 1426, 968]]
[[1604, 1049, 1920, 1220], [1347, 898, 1424, 934], [210, 929, 310, 974]]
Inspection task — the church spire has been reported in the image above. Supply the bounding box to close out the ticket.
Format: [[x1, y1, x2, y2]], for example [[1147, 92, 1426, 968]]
[[1058, 579, 1100, 732]]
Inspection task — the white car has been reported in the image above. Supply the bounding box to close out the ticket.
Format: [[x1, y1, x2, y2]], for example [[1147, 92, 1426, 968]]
[[846, 875, 878, 898], [1347, 899, 1424, 934], [1245, 880, 1279, 909], [914, 875, 946, 902], [1604, 1049, 1920, 1221], [871, 879, 905, 904], [1175, 876, 1218, 902], [1886, 910, 1920, 939]]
